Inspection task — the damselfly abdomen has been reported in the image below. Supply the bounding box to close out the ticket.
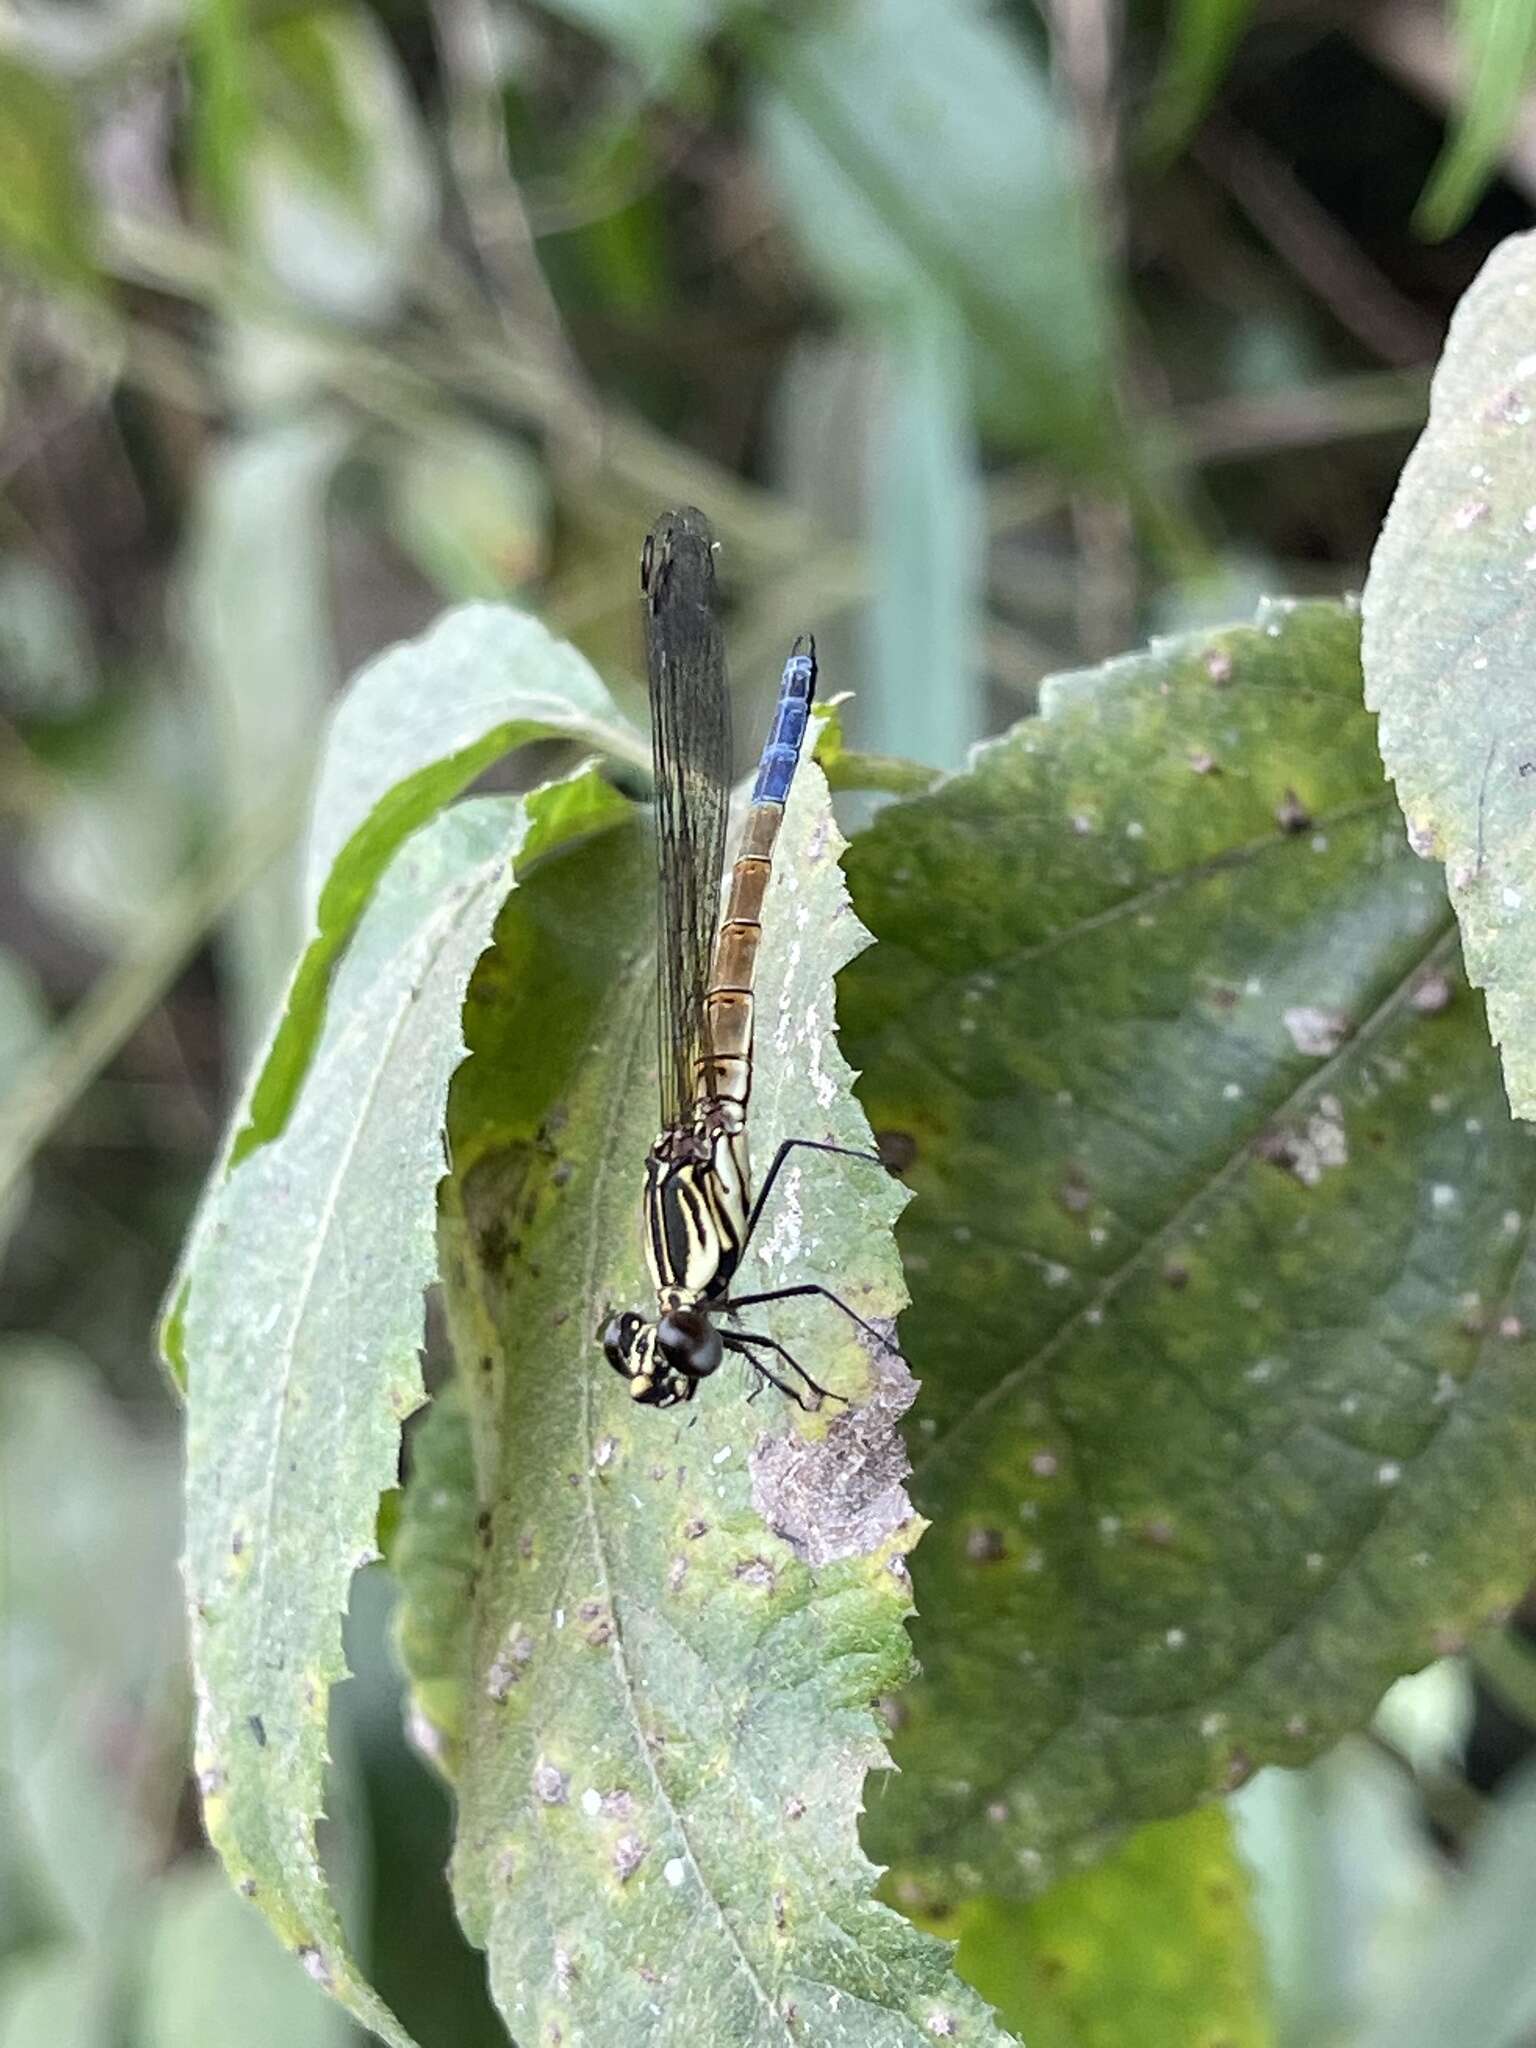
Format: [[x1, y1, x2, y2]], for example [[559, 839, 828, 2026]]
[[601, 508, 889, 1410]]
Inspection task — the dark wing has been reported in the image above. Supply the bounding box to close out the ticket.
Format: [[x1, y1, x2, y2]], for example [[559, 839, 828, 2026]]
[[640, 507, 731, 1133]]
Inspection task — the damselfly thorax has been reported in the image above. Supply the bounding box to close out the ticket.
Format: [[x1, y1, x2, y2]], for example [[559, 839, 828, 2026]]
[[643, 1106, 749, 1310], [601, 509, 893, 1411]]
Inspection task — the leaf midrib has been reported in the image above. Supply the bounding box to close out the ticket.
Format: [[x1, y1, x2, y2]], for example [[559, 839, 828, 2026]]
[[912, 914, 1459, 1487]]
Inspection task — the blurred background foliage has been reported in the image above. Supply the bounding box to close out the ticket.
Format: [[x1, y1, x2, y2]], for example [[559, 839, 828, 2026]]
[[4, 0, 1536, 2043]]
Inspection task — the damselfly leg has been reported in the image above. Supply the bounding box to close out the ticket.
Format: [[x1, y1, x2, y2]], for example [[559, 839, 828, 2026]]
[[721, 1137, 902, 1356], [725, 1329, 837, 1410]]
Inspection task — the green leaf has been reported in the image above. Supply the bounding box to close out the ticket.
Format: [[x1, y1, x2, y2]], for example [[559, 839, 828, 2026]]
[[813, 707, 939, 799], [1362, 229, 1536, 1121], [181, 790, 574, 2048], [1140, 0, 1257, 163], [750, 0, 1117, 468], [184, 411, 353, 1058], [0, 1344, 180, 1942], [863, 299, 984, 771], [391, 1382, 479, 1782], [159, 604, 647, 1385], [21, 680, 203, 952], [1416, 1, 1536, 238], [0, 55, 98, 290], [192, 0, 435, 322], [917, 1808, 1270, 2048], [439, 754, 1008, 2044], [138, 1864, 351, 2048], [383, 419, 550, 603], [301, 605, 648, 930], [842, 599, 1536, 1895], [0, 1947, 99, 2048], [0, 952, 49, 1250], [535, 0, 719, 87], [0, 554, 98, 720]]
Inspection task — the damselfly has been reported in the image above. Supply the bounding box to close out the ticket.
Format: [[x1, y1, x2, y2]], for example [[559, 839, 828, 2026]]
[[601, 507, 888, 1410]]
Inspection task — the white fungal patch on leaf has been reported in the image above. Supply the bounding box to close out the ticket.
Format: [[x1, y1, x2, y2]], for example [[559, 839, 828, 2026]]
[[1283, 1005, 1352, 1057]]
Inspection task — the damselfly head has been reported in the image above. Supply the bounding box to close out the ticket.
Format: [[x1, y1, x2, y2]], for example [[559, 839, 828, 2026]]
[[601, 1305, 721, 1408], [601, 1310, 643, 1373], [657, 1308, 723, 1381]]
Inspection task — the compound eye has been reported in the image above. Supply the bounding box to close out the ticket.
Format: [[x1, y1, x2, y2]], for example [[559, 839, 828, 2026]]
[[657, 1310, 723, 1380], [603, 1313, 642, 1376]]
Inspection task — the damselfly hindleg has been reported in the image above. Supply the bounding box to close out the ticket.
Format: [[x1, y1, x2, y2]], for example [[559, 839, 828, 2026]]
[[724, 1328, 839, 1410], [742, 1137, 886, 1245]]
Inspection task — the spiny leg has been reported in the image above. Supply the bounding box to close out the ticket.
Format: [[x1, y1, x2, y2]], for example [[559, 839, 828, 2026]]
[[723, 1281, 899, 1356], [725, 1330, 841, 1411], [741, 1138, 887, 1250]]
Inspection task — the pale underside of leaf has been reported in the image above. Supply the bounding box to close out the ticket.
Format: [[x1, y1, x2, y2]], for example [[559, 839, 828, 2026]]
[[1363, 226, 1536, 1120], [183, 797, 544, 2048], [161, 603, 645, 1383], [437, 760, 1009, 2045]]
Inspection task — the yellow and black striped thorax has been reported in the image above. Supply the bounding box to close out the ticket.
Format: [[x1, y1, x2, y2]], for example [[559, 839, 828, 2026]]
[[643, 1107, 749, 1308]]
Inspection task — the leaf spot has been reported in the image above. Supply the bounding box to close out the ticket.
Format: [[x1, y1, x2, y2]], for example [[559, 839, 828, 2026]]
[[1282, 1005, 1352, 1057], [1274, 789, 1312, 834], [1411, 972, 1453, 1014], [533, 1759, 570, 1805], [1452, 498, 1490, 530], [1256, 1103, 1349, 1184], [297, 1947, 332, 1989], [612, 1833, 648, 1883]]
